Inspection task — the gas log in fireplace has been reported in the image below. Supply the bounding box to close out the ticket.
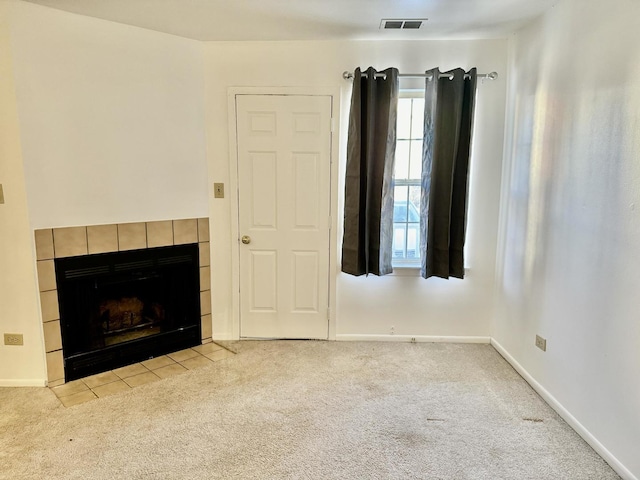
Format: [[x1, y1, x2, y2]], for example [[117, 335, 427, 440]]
[[55, 244, 201, 381]]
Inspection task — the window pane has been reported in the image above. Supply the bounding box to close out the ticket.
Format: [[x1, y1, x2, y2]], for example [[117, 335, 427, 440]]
[[394, 141, 410, 180], [410, 98, 425, 139], [397, 99, 412, 139], [393, 185, 409, 222], [394, 185, 409, 203], [408, 185, 421, 222], [407, 185, 422, 260], [408, 140, 423, 180], [393, 223, 407, 259], [406, 223, 420, 259]]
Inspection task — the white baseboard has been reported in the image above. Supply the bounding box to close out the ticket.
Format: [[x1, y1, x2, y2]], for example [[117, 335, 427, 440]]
[[0, 378, 47, 387], [336, 334, 491, 344], [491, 339, 637, 480], [212, 334, 238, 341]]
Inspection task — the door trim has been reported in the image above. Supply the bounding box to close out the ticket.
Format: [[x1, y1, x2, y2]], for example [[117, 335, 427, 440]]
[[227, 87, 341, 340]]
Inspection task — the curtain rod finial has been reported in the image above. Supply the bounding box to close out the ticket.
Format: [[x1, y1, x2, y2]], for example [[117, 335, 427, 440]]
[[343, 71, 353, 80], [488, 71, 498, 80]]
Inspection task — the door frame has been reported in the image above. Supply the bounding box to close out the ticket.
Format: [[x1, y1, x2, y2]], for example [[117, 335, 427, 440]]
[[227, 86, 341, 340]]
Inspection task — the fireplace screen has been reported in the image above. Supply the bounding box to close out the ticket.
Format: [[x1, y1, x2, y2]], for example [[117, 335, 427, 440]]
[[56, 244, 201, 381]]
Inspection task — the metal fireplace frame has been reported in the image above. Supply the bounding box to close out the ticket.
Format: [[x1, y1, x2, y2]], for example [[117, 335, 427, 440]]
[[55, 244, 201, 381]]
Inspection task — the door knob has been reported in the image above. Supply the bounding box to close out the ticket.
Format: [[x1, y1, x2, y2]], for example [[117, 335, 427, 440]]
[[241, 235, 251, 245]]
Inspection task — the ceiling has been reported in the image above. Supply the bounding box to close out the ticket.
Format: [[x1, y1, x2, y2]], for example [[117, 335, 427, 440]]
[[22, 0, 557, 41]]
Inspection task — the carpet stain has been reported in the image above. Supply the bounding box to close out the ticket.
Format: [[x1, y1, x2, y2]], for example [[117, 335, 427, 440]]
[[523, 418, 544, 423], [391, 432, 430, 446]]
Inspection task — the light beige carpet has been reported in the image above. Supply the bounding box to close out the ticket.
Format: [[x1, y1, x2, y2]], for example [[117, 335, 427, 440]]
[[0, 341, 619, 479]]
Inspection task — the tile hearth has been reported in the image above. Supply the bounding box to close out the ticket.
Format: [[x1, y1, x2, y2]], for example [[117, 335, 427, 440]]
[[51, 343, 234, 407]]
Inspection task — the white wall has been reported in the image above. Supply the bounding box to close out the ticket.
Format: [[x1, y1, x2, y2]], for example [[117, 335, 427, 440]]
[[1, 1, 208, 384], [204, 40, 507, 339], [9, 1, 208, 229], [0, 1, 46, 385], [494, 0, 640, 477]]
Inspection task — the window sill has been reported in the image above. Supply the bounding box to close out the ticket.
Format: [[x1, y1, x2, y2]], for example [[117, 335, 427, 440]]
[[390, 265, 421, 276], [389, 266, 470, 277]]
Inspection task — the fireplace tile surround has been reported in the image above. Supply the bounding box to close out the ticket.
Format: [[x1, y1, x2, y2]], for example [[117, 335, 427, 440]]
[[34, 218, 212, 387]]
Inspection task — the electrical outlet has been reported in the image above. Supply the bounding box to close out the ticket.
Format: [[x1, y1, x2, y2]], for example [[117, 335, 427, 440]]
[[213, 183, 224, 199], [535, 335, 547, 352], [4, 333, 24, 346]]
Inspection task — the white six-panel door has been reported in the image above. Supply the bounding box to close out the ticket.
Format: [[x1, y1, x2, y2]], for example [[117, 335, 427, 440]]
[[235, 94, 332, 339]]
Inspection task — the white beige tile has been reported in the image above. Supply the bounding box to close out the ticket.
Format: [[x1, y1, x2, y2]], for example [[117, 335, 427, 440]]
[[141, 355, 175, 370], [92, 380, 131, 398], [180, 355, 213, 370], [113, 363, 149, 379], [200, 290, 211, 316], [53, 227, 87, 258], [146, 221, 174, 248], [82, 371, 120, 389], [123, 371, 160, 388], [173, 219, 198, 245], [167, 348, 199, 363], [197, 218, 210, 242], [201, 314, 212, 340], [46, 350, 64, 383], [43, 320, 62, 353], [118, 223, 147, 251], [40, 290, 60, 322], [200, 266, 211, 292], [199, 242, 210, 267], [205, 349, 235, 362], [87, 224, 118, 254], [153, 363, 187, 379], [37, 260, 56, 292], [192, 342, 222, 355], [60, 390, 97, 407], [52, 380, 89, 398], [35, 229, 55, 260], [214, 342, 238, 354]]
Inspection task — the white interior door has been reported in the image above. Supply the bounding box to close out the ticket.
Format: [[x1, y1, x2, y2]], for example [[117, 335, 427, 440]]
[[235, 94, 332, 339]]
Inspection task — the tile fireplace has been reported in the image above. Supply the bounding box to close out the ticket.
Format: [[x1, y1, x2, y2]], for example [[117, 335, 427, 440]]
[[34, 218, 212, 386]]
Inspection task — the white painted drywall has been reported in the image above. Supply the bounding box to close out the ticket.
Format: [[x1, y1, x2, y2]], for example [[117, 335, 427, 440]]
[[9, 1, 209, 229], [2, 1, 209, 384], [494, 0, 640, 477], [0, 2, 46, 385], [204, 40, 507, 339]]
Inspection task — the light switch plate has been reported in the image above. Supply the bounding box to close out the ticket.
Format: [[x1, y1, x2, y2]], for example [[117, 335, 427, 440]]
[[214, 183, 224, 199]]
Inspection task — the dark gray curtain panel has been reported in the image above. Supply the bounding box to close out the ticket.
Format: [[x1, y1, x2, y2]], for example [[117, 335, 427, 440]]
[[341, 67, 399, 276], [420, 67, 477, 279]]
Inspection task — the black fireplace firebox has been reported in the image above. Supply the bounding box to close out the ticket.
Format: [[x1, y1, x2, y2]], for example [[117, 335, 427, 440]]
[[55, 244, 201, 381]]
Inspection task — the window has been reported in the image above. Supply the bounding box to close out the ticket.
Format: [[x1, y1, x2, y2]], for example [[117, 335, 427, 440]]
[[392, 93, 425, 266]]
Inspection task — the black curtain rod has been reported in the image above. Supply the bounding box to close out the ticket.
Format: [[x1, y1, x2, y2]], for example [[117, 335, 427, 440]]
[[342, 71, 498, 81]]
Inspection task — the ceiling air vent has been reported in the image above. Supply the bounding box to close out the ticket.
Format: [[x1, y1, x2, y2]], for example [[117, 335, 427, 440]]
[[380, 19, 427, 30]]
